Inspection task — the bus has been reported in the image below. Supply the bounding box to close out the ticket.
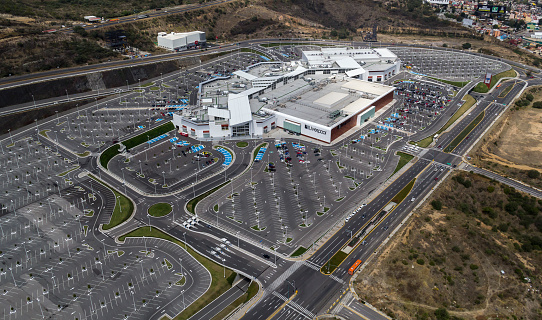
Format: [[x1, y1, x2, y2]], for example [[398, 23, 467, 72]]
[[348, 259, 362, 275]]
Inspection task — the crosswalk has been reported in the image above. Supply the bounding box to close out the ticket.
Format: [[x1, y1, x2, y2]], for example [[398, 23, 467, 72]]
[[329, 274, 346, 285], [302, 260, 321, 271], [272, 291, 315, 319], [264, 261, 303, 295]]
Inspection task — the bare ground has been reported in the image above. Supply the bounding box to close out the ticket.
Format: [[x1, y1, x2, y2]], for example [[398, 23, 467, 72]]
[[354, 171, 542, 320]]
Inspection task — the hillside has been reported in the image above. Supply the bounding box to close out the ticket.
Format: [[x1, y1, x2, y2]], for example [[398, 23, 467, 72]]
[[0, 0, 463, 77], [355, 171, 542, 319]]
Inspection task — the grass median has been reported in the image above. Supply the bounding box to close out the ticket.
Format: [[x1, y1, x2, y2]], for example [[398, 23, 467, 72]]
[[118, 227, 235, 320], [187, 181, 230, 214], [99, 144, 120, 169], [321, 251, 348, 275], [443, 111, 485, 153], [240, 48, 271, 61], [321, 178, 417, 275], [122, 121, 174, 150], [290, 246, 308, 257], [392, 152, 414, 176], [89, 174, 133, 230], [391, 179, 416, 204], [209, 281, 259, 320]]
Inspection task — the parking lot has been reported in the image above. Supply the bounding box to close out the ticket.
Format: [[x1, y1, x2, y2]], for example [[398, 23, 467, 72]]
[[390, 47, 509, 80]]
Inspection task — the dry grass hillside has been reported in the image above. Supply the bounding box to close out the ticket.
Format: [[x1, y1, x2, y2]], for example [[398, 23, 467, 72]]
[[355, 171, 542, 320], [471, 85, 542, 190]]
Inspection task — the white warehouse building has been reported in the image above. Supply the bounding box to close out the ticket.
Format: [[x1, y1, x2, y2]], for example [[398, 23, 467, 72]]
[[157, 31, 206, 51]]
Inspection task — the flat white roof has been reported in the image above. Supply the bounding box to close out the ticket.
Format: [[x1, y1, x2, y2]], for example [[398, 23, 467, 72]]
[[345, 68, 366, 78], [335, 57, 361, 69], [158, 31, 204, 40], [228, 94, 252, 126], [341, 79, 394, 96], [233, 70, 258, 81], [314, 92, 349, 108], [342, 97, 374, 114], [373, 48, 397, 60]]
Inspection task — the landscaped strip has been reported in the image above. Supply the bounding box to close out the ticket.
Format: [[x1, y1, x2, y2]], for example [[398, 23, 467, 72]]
[[209, 281, 259, 320], [89, 174, 134, 230], [391, 179, 416, 204], [411, 94, 476, 148], [240, 48, 272, 61], [100, 144, 121, 169], [392, 152, 414, 176], [118, 227, 236, 320], [122, 121, 174, 150], [290, 246, 308, 257], [443, 111, 485, 153], [427, 76, 470, 88], [148, 203, 172, 217], [498, 84, 514, 98], [473, 69, 516, 93], [187, 181, 230, 214]]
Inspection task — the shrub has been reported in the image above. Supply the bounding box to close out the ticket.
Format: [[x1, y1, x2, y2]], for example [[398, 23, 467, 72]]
[[434, 308, 450, 320], [470, 264, 479, 270], [487, 186, 495, 193], [462, 42, 471, 49], [416, 259, 425, 265], [533, 101, 542, 109], [431, 200, 442, 210], [452, 245, 461, 252], [527, 170, 540, 179], [526, 93, 534, 101]]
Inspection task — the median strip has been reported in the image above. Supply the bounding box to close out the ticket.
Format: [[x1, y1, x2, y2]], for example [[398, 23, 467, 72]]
[[321, 178, 416, 275], [443, 110, 485, 153]]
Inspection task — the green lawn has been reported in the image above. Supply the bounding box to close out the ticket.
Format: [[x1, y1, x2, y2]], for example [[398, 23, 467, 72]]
[[99, 144, 120, 169], [209, 281, 259, 320], [443, 111, 485, 153], [391, 178, 416, 204], [411, 94, 476, 148], [122, 121, 174, 150], [290, 246, 308, 257], [119, 227, 235, 320], [186, 181, 230, 214], [392, 152, 414, 176], [472, 69, 517, 93], [148, 203, 172, 217], [427, 76, 470, 88], [140, 82, 154, 87], [89, 175, 134, 230], [321, 251, 348, 274], [236, 141, 248, 148]]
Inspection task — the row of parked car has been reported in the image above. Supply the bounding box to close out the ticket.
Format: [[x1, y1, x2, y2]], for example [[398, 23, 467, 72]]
[[345, 203, 367, 222]]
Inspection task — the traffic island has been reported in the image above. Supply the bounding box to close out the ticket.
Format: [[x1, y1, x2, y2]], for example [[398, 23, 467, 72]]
[[148, 203, 172, 217]]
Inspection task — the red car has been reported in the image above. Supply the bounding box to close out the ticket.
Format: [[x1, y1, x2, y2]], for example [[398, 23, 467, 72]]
[[180, 132, 188, 137]]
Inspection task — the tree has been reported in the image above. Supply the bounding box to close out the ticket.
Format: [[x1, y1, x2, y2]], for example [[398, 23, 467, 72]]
[[526, 93, 534, 102], [431, 200, 442, 210], [73, 26, 88, 37], [527, 169, 540, 179], [462, 42, 471, 50], [533, 101, 542, 109], [434, 307, 450, 320]]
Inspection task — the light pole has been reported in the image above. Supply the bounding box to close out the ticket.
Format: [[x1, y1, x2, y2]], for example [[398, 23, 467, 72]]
[[117, 195, 122, 213]]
